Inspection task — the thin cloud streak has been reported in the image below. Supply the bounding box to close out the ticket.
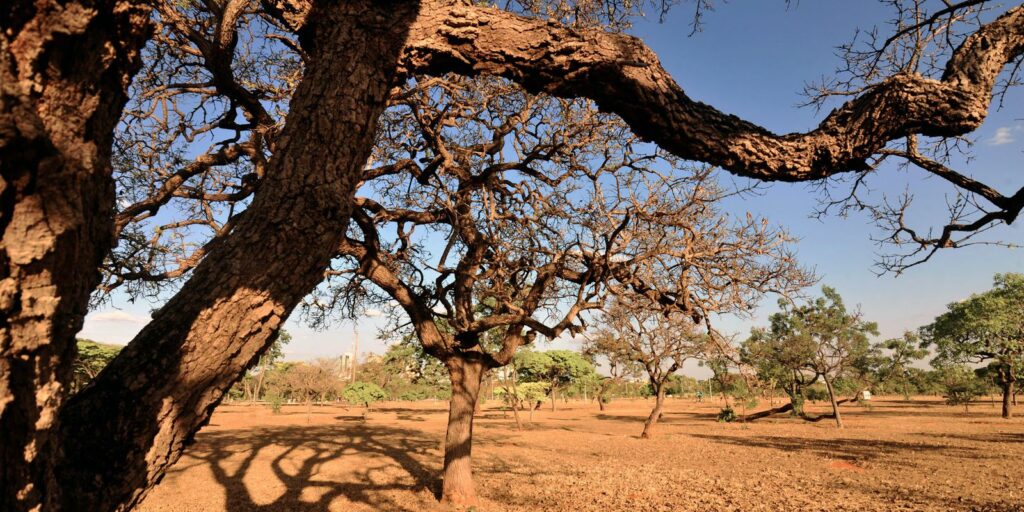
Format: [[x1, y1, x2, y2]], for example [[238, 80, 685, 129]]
[[987, 126, 1015, 146]]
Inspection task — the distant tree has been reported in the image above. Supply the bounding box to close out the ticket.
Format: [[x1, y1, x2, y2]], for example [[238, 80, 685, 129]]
[[71, 340, 123, 393], [515, 350, 596, 411], [907, 368, 947, 397], [342, 382, 388, 409], [783, 288, 878, 428], [246, 330, 291, 404], [940, 365, 989, 413], [876, 332, 929, 400], [668, 375, 700, 398], [742, 287, 878, 427], [495, 363, 525, 429], [519, 383, 550, 422], [583, 330, 642, 411], [566, 372, 602, 402], [921, 273, 1024, 419], [386, 339, 450, 391], [594, 297, 707, 438], [741, 327, 816, 418], [271, 360, 343, 419]]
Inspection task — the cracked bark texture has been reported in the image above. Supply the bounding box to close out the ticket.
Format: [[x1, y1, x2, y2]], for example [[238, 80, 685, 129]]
[[0, 1, 150, 510], [397, 0, 1024, 181], [54, 2, 418, 510]]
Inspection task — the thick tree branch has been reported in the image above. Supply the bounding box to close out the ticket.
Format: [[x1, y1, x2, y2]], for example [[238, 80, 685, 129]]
[[398, 1, 1024, 181]]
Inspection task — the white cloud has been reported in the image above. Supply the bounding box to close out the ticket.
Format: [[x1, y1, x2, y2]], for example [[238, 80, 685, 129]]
[[89, 310, 150, 324], [987, 126, 1015, 146]]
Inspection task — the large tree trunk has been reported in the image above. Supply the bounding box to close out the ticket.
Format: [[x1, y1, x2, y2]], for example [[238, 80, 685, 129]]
[[641, 383, 666, 439], [0, 2, 149, 510], [54, 3, 419, 510], [441, 354, 485, 505], [822, 376, 844, 428]]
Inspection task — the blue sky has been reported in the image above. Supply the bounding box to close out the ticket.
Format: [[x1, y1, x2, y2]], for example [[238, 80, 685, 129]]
[[79, 1, 1022, 370]]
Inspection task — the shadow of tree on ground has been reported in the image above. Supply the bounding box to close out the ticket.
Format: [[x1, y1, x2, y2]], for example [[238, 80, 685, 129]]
[[690, 433, 993, 465], [164, 423, 442, 511]]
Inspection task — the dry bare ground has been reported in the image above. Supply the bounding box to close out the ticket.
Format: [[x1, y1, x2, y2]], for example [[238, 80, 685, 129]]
[[139, 397, 1024, 511]]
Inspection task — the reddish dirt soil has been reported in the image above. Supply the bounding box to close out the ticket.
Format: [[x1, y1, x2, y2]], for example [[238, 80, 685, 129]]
[[139, 397, 1024, 511]]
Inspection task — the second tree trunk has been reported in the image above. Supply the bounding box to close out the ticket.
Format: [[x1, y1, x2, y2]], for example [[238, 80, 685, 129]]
[[641, 384, 667, 439]]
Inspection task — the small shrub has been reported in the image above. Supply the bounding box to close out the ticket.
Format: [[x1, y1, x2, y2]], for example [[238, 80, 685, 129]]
[[398, 389, 428, 401], [804, 386, 829, 402], [342, 381, 387, 408], [945, 384, 979, 413], [266, 392, 284, 414], [717, 406, 737, 422]]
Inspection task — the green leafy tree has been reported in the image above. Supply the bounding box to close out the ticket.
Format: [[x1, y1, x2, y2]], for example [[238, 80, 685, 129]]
[[495, 381, 549, 422], [72, 339, 123, 393], [784, 287, 878, 428], [939, 365, 988, 413], [876, 332, 929, 400], [357, 336, 452, 401], [908, 368, 947, 396], [741, 326, 817, 417], [921, 273, 1024, 419], [248, 330, 291, 404], [668, 375, 700, 397], [342, 381, 388, 409], [742, 287, 877, 427], [515, 350, 596, 411]]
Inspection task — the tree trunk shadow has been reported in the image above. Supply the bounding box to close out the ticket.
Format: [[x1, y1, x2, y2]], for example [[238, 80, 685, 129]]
[[157, 423, 443, 511]]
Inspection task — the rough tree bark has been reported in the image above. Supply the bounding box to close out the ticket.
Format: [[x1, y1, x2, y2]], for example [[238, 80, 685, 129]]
[[402, 1, 1024, 182], [441, 353, 486, 505], [263, 0, 1024, 184], [0, 1, 150, 510], [53, 2, 419, 510], [641, 383, 666, 439]]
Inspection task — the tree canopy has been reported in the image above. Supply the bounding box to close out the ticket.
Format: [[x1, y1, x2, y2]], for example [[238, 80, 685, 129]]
[[922, 273, 1024, 418]]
